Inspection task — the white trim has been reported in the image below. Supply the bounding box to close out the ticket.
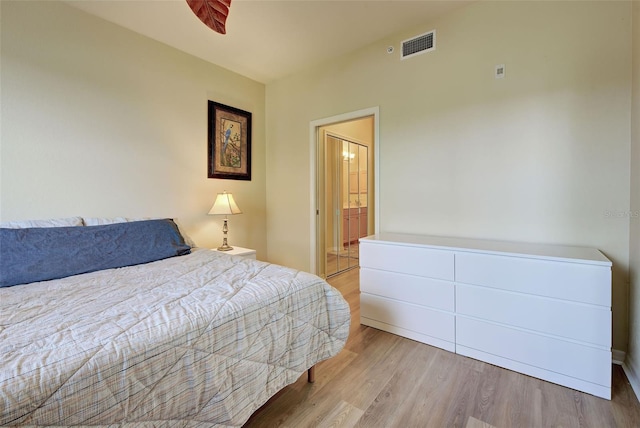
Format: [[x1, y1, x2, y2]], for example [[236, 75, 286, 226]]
[[612, 348, 626, 365], [623, 360, 640, 402], [309, 107, 380, 274]]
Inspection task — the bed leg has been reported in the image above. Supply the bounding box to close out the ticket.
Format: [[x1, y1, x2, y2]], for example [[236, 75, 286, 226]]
[[307, 366, 316, 383]]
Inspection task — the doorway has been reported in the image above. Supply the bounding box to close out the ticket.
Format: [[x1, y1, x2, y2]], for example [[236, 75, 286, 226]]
[[312, 110, 378, 279], [324, 134, 369, 277]]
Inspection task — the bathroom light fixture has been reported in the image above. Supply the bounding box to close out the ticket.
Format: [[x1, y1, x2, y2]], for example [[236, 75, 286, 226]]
[[342, 151, 355, 161]]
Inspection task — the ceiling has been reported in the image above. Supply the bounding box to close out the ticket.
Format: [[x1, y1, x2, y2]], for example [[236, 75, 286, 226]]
[[67, 0, 473, 84]]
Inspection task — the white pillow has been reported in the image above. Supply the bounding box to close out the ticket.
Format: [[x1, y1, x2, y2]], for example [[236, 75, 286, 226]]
[[173, 219, 198, 248], [0, 216, 84, 229], [82, 217, 197, 248], [82, 217, 148, 226]]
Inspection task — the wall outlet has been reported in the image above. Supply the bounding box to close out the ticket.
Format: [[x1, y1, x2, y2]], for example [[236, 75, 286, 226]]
[[495, 64, 506, 79]]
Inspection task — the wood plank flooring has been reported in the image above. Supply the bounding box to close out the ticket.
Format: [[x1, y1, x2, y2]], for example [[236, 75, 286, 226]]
[[244, 268, 640, 427]]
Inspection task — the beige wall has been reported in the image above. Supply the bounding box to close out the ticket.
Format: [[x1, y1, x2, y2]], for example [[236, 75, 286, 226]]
[[627, 0, 640, 384], [0, 1, 267, 257], [266, 1, 632, 351], [322, 119, 374, 147]]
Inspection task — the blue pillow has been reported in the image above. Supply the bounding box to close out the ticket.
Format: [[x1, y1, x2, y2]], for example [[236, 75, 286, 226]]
[[0, 218, 191, 288]]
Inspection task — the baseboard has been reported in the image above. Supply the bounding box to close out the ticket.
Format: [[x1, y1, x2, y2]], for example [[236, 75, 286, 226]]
[[622, 360, 640, 402], [613, 349, 626, 365]]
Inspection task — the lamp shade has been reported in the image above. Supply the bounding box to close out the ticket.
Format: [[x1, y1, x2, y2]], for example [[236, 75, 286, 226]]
[[208, 192, 242, 216]]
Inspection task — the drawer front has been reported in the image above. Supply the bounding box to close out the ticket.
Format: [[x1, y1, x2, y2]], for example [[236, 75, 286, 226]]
[[361, 268, 454, 312], [457, 316, 611, 387], [360, 242, 454, 280], [455, 252, 611, 306], [456, 284, 611, 347], [361, 293, 455, 342]]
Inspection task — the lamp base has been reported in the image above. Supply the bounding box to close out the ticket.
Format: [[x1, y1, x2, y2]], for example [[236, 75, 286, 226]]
[[217, 218, 233, 251]]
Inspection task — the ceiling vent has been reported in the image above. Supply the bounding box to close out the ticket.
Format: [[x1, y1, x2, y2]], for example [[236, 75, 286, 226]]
[[401, 30, 436, 60]]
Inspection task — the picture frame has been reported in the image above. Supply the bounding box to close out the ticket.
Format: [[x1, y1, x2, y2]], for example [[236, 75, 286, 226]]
[[208, 101, 252, 180]]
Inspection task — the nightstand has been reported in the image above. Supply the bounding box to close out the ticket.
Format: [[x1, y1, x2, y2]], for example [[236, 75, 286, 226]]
[[211, 246, 256, 260]]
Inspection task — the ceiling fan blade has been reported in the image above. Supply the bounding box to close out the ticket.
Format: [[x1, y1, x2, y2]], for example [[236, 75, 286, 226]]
[[186, 0, 232, 35]]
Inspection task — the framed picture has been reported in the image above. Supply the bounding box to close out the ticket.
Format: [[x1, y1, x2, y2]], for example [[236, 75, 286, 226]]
[[208, 101, 252, 180]]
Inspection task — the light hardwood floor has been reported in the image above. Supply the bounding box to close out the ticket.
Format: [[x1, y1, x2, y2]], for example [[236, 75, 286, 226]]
[[244, 268, 640, 427]]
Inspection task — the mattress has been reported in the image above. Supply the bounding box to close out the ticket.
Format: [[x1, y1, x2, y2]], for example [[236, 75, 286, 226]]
[[0, 249, 350, 426]]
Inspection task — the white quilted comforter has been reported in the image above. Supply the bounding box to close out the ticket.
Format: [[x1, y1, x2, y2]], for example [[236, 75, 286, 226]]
[[0, 249, 350, 426]]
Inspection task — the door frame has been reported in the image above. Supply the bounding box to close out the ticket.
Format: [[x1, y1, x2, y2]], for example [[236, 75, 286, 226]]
[[309, 106, 380, 275]]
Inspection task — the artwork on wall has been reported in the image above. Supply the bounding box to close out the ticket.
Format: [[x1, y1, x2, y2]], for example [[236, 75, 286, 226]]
[[208, 101, 252, 180]]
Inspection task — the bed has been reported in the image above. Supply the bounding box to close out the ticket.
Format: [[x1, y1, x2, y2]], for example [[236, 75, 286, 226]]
[[0, 217, 351, 426]]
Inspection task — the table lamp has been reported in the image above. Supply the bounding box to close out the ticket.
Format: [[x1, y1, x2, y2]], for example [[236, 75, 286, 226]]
[[208, 191, 242, 251]]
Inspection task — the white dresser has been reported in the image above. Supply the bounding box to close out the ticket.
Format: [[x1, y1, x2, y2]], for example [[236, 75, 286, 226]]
[[359, 233, 612, 399]]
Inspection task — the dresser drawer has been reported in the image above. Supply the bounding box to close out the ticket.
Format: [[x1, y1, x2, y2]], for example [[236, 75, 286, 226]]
[[456, 316, 611, 387], [455, 252, 611, 306], [360, 242, 454, 280], [361, 293, 455, 342], [456, 284, 611, 347], [361, 268, 454, 312]]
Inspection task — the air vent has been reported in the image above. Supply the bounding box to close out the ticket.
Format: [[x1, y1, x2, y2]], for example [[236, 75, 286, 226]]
[[401, 30, 436, 60]]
